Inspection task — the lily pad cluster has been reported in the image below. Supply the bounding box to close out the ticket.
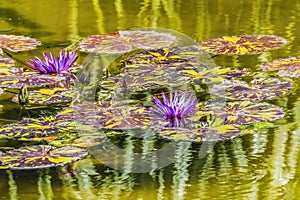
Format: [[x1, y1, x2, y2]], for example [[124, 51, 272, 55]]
[[0, 30, 293, 169]]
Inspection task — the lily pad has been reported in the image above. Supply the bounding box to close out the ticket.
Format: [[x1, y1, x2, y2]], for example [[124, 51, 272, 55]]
[[0, 56, 14, 67], [157, 125, 240, 142], [200, 35, 287, 55], [0, 74, 65, 89], [0, 145, 88, 169], [0, 34, 41, 54], [199, 101, 285, 125], [119, 30, 177, 49], [0, 117, 77, 138], [181, 66, 250, 84], [56, 102, 151, 130], [12, 88, 73, 105], [79, 30, 177, 54], [211, 78, 293, 100], [101, 70, 189, 92], [260, 56, 300, 78], [79, 33, 132, 54]]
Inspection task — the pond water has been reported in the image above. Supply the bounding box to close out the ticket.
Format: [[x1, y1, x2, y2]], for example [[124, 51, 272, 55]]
[[0, 0, 300, 199]]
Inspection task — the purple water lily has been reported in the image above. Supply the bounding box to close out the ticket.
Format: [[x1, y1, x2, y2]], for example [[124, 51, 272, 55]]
[[152, 91, 199, 119], [27, 49, 78, 74]]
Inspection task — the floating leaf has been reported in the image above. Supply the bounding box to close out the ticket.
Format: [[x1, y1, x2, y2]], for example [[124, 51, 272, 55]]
[[260, 56, 300, 78], [157, 124, 240, 142], [181, 66, 250, 84], [126, 46, 205, 65], [0, 56, 14, 67], [12, 88, 73, 105], [211, 78, 293, 100], [119, 30, 177, 49], [0, 34, 41, 54], [0, 145, 88, 169], [199, 101, 285, 124], [0, 67, 25, 76], [101, 69, 189, 92], [200, 35, 287, 55], [56, 102, 151, 130], [79, 30, 178, 54], [0, 74, 65, 89], [0, 117, 77, 138], [79, 33, 132, 54]]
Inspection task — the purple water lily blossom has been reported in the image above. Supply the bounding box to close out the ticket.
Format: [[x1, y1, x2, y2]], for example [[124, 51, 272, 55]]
[[152, 91, 199, 119], [27, 49, 78, 74]]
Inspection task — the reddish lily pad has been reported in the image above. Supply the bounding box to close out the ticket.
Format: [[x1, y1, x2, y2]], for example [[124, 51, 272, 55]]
[[0, 145, 88, 169], [211, 78, 293, 100], [260, 56, 300, 78], [56, 102, 151, 130], [119, 30, 177, 50], [79, 33, 132, 54], [157, 125, 240, 142], [79, 30, 178, 54], [0, 34, 41, 54], [12, 88, 73, 105], [200, 35, 287, 55], [0, 56, 14, 67], [0, 117, 77, 138], [199, 101, 285, 125], [0, 74, 65, 89]]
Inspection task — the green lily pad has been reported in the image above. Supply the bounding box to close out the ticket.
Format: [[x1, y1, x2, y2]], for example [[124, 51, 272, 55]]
[[0, 74, 65, 89], [0, 145, 88, 170], [12, 88, 73, 105], [157, 124, 240, 142], [260, 56, 300, 78], [200, 35, 287, 55], [79, 30, 178, 54], [211, 78, 293, 100], [0, 34, 41, 54], [0, 117, 77, 138], [0, 56, 14, 67], [199, 101, 285, 124], [181, 66, 250, 84], [56, 102, 151, 130]]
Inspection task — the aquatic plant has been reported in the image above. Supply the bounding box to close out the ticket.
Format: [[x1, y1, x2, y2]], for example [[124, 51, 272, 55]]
[[151, 91, 199, 119], [0, 34, 41, 54], [27, 49, 78, 74], [200, 34, 287, 55]]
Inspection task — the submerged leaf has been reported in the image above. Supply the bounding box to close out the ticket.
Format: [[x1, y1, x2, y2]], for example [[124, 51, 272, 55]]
[[260, 56, 300, 78], [211, 78, 293, 100], [0, 145, 88, 169], [200, 35, 287, 55]]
